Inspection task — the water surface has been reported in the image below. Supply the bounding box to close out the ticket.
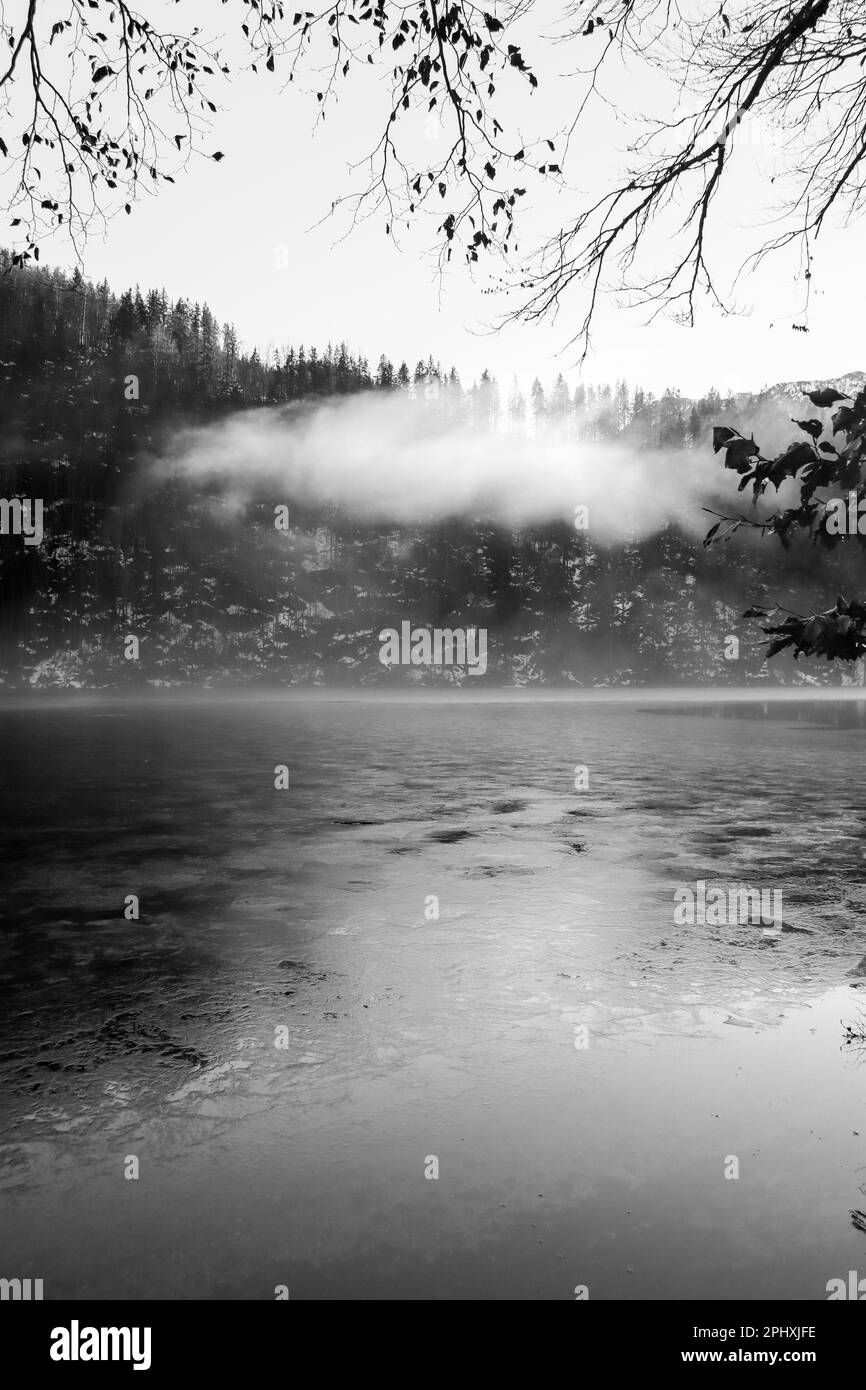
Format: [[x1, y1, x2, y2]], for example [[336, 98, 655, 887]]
[[2, 698, 866, 1299]]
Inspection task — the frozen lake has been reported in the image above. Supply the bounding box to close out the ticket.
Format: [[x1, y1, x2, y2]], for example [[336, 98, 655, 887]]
[[2, 696, 866, 1299]]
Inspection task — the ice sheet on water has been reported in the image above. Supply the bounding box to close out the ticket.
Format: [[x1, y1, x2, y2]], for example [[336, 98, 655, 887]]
[[1, 699, 865, 1195]]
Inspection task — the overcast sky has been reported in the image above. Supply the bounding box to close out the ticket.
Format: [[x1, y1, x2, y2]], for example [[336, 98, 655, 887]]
[[30, 0, 866, 397]]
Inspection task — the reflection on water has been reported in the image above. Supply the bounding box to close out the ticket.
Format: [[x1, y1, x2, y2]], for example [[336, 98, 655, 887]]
[[1, 698, 866, 1299]]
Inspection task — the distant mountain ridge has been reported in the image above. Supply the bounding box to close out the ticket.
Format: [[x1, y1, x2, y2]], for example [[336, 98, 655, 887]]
[[762, 371, 866, 403]]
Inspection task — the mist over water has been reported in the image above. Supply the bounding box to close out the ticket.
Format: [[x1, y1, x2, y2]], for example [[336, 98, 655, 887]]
[[153, 393, 751, 540]]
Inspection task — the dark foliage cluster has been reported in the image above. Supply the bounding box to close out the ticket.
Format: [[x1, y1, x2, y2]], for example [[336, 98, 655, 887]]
[[707, 385, 866, 663]]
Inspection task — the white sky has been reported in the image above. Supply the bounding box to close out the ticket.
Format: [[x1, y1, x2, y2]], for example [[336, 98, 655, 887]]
[[27, 0, 866, 397]]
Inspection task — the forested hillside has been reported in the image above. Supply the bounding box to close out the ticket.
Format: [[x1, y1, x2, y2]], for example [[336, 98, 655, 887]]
[[0, 254, 861, 690]]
